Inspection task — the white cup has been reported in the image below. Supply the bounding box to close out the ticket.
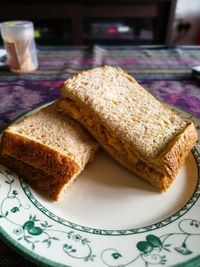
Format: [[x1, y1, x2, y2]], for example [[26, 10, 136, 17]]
[[0, 21, 38, 73]]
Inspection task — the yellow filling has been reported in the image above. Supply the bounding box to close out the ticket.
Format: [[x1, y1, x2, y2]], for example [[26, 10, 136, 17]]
[[66, 102, 81, 120], [63, 99, 170, 191], [65, 99, 140, 165]]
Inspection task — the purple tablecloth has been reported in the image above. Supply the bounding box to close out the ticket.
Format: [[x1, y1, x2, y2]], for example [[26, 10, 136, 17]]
[[0, 45, 200, 132], [0, 45, 200, 266]]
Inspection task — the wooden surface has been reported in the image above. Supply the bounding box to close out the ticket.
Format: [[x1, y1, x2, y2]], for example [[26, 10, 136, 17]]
[[0, 0, 177, 45]]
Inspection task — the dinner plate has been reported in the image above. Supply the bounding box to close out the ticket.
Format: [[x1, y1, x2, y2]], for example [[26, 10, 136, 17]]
[[0, 101, 200, 267]]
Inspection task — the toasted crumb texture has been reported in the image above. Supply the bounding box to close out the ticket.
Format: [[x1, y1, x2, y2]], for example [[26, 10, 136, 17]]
[[57, 98, 175, 191], [0, 102, 98, 200], [60, 66, 187, 159], [59, 66, 198, 190], [4, 103, 97, 168]]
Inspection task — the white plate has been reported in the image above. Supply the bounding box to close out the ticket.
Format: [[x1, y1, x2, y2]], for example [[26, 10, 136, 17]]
[[0, 102, 200, 267]]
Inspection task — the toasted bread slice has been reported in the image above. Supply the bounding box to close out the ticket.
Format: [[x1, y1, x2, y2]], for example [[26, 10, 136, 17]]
[[0, 155, 72, 201], [0, 102, 98, 200], [58, 66, 197, 191]]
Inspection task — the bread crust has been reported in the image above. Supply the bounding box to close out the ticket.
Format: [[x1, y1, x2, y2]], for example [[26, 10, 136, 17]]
[[1, 130, 80, 180], [59, 66, 192, 166], [0, 102, 98, 200], [57, 99, 176, 191], [0, 155, 76, 200], [157, 121, 197, 177], [59, 66, 198, 190]]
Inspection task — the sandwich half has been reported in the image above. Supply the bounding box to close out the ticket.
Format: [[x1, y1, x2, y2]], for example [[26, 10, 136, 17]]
[[58, 65, 198, 191], [0, 102, 98, 200]]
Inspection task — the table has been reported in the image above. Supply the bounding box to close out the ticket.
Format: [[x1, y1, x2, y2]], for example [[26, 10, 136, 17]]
[[0, 45, 200, 266]]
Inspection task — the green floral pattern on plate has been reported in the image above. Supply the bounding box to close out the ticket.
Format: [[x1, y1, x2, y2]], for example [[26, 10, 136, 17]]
[[0, 103, 200, 267], [19, 146, 200, 237], [0, 167, 95, 263], [101, 221, 200, 266]]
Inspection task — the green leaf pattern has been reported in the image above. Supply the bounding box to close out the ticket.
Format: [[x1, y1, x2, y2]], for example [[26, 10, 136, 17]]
[[101, 225, 200, 266], [0, 106, 200, 266], [0, 169, 95, 262], [1, 160, 200, 266]]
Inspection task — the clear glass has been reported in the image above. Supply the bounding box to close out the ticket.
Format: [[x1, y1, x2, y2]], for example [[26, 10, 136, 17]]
[[0, 21, 38, 73]]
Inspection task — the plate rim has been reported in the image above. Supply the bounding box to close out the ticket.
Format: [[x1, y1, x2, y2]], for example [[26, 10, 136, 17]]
[[19, 148, 200, 236], [0, 100, 200, 267]]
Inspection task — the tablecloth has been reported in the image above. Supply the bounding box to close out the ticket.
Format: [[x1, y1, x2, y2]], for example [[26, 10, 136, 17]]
[[0, 45, 200, 266]]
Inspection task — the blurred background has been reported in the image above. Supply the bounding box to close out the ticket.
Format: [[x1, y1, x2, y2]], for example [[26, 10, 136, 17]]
[[0, 0, 200, 46]]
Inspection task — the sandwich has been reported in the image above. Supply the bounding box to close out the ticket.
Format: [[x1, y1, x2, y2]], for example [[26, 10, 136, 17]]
[[0, 102, 98, 200], [58, 65, 198, 191]]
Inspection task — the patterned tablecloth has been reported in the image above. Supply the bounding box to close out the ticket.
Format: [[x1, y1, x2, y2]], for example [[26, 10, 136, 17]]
[[0, 45, 200, 266]]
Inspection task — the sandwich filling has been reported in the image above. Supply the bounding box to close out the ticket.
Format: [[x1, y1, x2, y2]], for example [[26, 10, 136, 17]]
[[58, 66, 197, 191], [60, 98, 173, 190]]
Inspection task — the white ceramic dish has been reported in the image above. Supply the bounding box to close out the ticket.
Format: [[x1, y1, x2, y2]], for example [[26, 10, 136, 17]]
[[0, 102, 200, 267]]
